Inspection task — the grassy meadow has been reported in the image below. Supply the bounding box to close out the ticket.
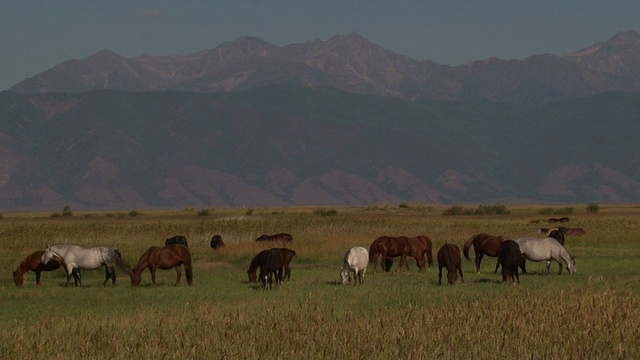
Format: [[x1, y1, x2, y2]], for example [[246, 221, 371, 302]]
[[1, 204, 639, 359]]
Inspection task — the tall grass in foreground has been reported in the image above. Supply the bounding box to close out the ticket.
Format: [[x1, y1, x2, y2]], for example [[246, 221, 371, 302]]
[[1, 205, 640, 359]]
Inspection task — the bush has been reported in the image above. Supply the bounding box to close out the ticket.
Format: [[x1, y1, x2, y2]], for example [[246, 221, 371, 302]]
[[587, 203, 600, 213], [197, 209, 210, 217], [128, 210, 141, 217], [245, 208, 254, 215], [314, 208, 338, 216], [442, 206, 464, 216]]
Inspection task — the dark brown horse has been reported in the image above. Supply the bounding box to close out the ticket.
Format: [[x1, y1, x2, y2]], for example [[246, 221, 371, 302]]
[[547, 229, 566, 245], [248, 248, 296, 284], [463, 233, 508, 273], [13, 250, 63, 286], [258, 248, 296, 289], [210, 235, 225, 249], [256, 233, 293, 245], [130, 244, 193, 287], [165, 235, 189, 248], [437, 243, 464, 285], [369, 236, 411, 273], [498, 240, 523, 283]]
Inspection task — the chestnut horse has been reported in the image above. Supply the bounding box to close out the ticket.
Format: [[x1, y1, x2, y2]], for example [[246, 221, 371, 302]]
[[369, 236, 411, 273], [437, 243, 464, 285], [130, 244, 193, 286], [463, 233, 508, 273], [408, 235, 434, 269], [13, 250, 63, 286], [247, 248, 296, 284], [498, 240, 523, 283]]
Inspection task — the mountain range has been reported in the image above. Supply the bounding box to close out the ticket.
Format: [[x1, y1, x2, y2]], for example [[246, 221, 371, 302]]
[[2, 31, 640, 212]]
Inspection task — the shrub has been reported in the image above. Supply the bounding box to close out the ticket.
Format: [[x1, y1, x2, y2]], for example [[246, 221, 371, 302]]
[[197, 209, 210, 217], [128, 210, 141, 217], [442, 206, 464, 216], [314, 208, 338, 216], [245, 208, 254, 215], [587, 203, 600, 213]]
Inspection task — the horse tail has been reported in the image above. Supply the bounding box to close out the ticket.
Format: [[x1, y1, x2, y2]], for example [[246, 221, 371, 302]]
[[184, 261, 194, 285], [114, 249, 131, 274], [463, 235, 474, 261], [369, 239, 380, 272]]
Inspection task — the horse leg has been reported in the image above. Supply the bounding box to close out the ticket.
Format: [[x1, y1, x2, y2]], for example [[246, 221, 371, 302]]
[[475, 253, 483, 273], [544, 260, 551, 275], [494, 257, 501, 274], [73, 269, 82, 287], [458, 265, 464, 283], [519, 258, 527, 274], [174, 265, 182, 286], [438, 266, 443, 285], [557, 259, 563, 275], [35, 270, 42, 285], [150, 267, 157, 286]]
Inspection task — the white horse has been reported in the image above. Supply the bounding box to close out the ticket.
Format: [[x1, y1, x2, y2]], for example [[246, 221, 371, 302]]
[[513, 237, 576, 275], [340, 246, 369, 285], [41, 244, 125, 287]]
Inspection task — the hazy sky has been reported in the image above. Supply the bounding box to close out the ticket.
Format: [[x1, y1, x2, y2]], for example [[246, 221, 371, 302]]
[[1, 1, 638, 91]]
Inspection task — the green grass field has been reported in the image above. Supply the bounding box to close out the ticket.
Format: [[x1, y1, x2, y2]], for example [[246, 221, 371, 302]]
[[1, 205, 639, 359]]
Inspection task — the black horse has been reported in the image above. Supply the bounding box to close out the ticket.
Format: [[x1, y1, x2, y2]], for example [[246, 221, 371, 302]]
[[498, 240, 523, 283], [210, 235, 224, 249]]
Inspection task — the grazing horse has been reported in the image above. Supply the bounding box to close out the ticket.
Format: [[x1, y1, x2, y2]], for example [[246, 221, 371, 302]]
[[408, 235, 434, 269], [498, 240, 523, 283], [256, 233, 293, 245], [258, 248, 286, 289], [463, 233, 507, 273], [165, 235, 189, 248], [340, 247, 369, 285], [557, 226, 586, 236], [42, 244, 126, 287], [13, 250, 63, 286], [437, 243, 464, 285], [130, 244, 193, 286], [210, 235, 225, 249], [248, 248, 296, 284], [513, 237, 576, 275], [368, 236, 411, 273]]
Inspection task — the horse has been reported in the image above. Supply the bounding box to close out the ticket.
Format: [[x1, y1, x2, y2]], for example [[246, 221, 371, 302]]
[[258, 248, 286, 289], [130, 244, 193, 287], [437, 243, 464, 285], [340, 247, 369, 285], [256, 233, 293, 245], [557, 226, 586, 236], [210, 235, 225, 249], [463, 233, 508, 273], [248, 248, 296, 284], [513, 237, 576, 275], [368, 236, 411, 273], [41, 244, 126, 287], [498, 240, 523, 283], [408, 235, 434, 269], [165, 235, 189, 248], [13, 250, 63, 286], [547, 229, 566, 245]]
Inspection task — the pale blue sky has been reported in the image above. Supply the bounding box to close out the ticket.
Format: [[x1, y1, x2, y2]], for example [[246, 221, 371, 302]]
[[1, 1, 638, 90]]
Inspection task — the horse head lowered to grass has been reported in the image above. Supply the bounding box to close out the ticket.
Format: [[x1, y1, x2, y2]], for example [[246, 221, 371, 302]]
[[130, 244, 193, 287]]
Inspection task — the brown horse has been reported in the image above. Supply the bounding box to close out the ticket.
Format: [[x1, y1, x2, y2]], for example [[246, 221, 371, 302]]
[[13, 250, 63, 286], [256, 233, 293, 245], [498, 240, 523, 283], [557, 226, 586, 236], [463, 233, 508, 273], [369, 236, 411, 273], [130, 244, 193, 287], [547, 229, 566, 245], [165, 235, 189, 248], [248, 248, 296, 284], [408, 235, 434, 269], [437, 243, 464, 285]]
